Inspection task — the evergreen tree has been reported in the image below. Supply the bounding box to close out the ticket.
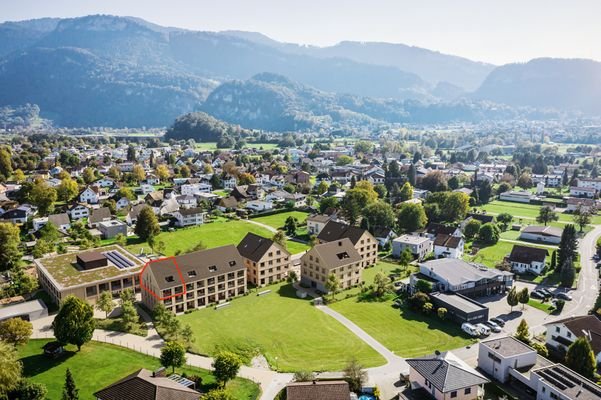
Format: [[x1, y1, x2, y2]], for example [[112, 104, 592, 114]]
[[518, 288, 530, 310], [560, 257, 576, 288], [477, 180, 493, 204], [61, 369, 79, 400], [550, 250, 557, 270], [506, 287, 519, 312], [407, 164, 416, 186], [565, 337, 596, 379], [515, 319, 530, 344], [350, 175, 357, 189], [558, 225, 578, 269], [399, 182, 413, 202]]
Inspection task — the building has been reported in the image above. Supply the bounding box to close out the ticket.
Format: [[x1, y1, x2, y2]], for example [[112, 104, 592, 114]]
[[407, 351, 489, 400], [237, 232, 291, 286], [140, 245, 247, 314], [570, 186, 596, 198], [79, 186, 99, 204], [422, 223, 462, 240], [94, 368, 199, 400], [245, 200, 273, 212], [508, 245, 548, 275], [300, 238, 362, 293], [544, 315, 601, 364], [68, 204, 90, 220], [98, 220, 128, 239], [172, 207, 206, 227], [317, 220, 378, 268], [499, 190, 535, 203], [89, 207, 112, 228], [478, 336, 541, 383], [35, 245, 143, 304], [286, 380, 351, 400], [429, 292, 489, 324], [519, 226, 563, 244], [307, 214, 336, 235], [433, 234, 465, 259], [392, 234, 433, 260], [576, 177, 601, 191], [566, 197, 597, 213], [0, 299, 48, 322], [411, 258, 513, 298]]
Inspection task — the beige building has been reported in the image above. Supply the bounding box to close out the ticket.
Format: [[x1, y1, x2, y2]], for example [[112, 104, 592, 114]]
[[237, 233, 291, 286], [140, 245, 247, 314], [300, 238, 362, 292], [35, 245, 143, 305], [317, 220, 378, 267]]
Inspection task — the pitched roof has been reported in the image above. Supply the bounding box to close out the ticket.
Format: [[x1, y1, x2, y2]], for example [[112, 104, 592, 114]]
[[286, 380, 350, 400], [317, 220, 369, 245], [545, 315, 601, 355], [426, 223, 459, 237], [407, 351, 489, 393], [434, 234, 462, 249], [48, 213, 70, 226], [94, 369, 199, 400], [89, 207, 111, 223], [307, 238, 362, 270], [176, 207, 205, 216], [509, 245, 548, 264], [522, 225, 563, 238], [237, 232, 288, 262]]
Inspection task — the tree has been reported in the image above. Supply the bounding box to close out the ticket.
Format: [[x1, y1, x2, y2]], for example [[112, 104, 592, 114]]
[[132, 164, 146, 183], [0, 340, 22, 395], [180, 324, 195, 349], [515, 319, 530, 344], [518, 288, 530, 310], [398, 182, 414, 202], [0, 223, 22, 271], [363, 201, 395, 231], [96, 291, 114, 318], [550, 250, 557, 270], [421, 171, 448, 192], [8, 379, 47, 400], [272, 230, 286, 248], [437, 307, 447, 320], [120, 301, 139, 332], [0, 147, 13, 182], [120, 288, 136, 305], [319, 196, 339, 214], [116, 187, 136, 201], [396, 202, 428, 233], [82, 167, 95, 184], [531, 342, 549, 358], [464, 219, 481, 240], [573, 205, 592, 232], [0, 318, 32, 346], [517, 172, 533, 189], [373, 272, 393, 298], [316, 180, 329, 195], [61, 369, 79, 400], [284, 216, 298, 236], [114, 233, 126, 247], [212, 351, 242, 387], [565, 337, 596, 379], [237, 172, 256, 185], [336, 155, 353, 166], [496, 213, 513, 231], [325, 273, 340, 298], [479, 223, 500, 244], [203, 389, 234, 400], [506, 287, 519, 312], [398, 248, 414, 266], [160, 341, 186, 373], [57, 178, 79, 202], [558, 224, 578, 269], [155, 164, 170, 181], [29, 180, 57, 214], [478, 180, 493, 204], [536, 206, 559, 226], [107, 166, 121, 180], [560, 257, 576, 288], [354, 141, 374, 154], [134, 206, 160, 241], [441, 192, 470, 222], [52, 295, 95, 351], [293, 370, 315, 382], [343, 358, 367, 393], [496, 182, 512, 194], [407, 163, 417, 186], [448, 176, 460, 190]]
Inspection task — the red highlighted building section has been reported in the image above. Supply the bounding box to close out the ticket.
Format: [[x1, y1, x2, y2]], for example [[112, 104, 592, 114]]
[[139, 257, 187, 301]]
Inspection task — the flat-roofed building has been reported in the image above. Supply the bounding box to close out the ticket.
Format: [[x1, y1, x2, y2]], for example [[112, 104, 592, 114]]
[[0, 299, 48, 322], [237, 233, 291, 286], [140, 245, 247, 314], [392, 234, 433, 260], [429, 292, 489, 324]]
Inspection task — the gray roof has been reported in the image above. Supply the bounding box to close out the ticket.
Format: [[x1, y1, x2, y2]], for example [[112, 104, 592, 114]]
[[306, 238, 362, 270], [286, 380, 350, 400], [419, 258, 512, 287], [94, 369, 199, 400], [237, 232, 288, 263], [176, 207, 204, 216], [317, 220, 369, 245], [48, 213, 70, 226], [89, 207, 112, 223], [480, 336, 536, 358], [407, 351, 489, 393], [533, 364, 601, 400], [0, 299, 47, 321], [429, 292, 487, 314], [521, 225, 563, 238]]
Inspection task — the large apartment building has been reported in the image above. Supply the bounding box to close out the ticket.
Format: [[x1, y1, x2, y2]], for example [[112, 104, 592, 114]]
[[140, 245, 247, 314], [237, 233, 291, 286], [317, 220, 378, 268], [300, 238, 362, 293]]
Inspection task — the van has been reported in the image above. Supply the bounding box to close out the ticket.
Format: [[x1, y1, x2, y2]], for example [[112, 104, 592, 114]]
[[476, 323, 491, 336], [461, 323, 479, 337]]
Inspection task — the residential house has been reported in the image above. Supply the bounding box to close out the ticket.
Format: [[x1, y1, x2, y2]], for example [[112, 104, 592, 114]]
[[570, 186, 596, 198], [126, 204, 147, 226], [223, 175, 237, 189], [499, 190, 535, 203], [373, 226, 397, 248], [0, 207, 30, 224], [237, 232, 291, 286], [140, 245, 247, 313], [422, 223, 462, 240], [300, 238, 362, 292], [115, 197, 131, 211], [265, 190, 307, 208], [392, 234, 433, 260], [48, 213, 71, 232], [246, 200, 273, 212], [519, 226, 563, 244], [176, 195, 198, 209], [434, 234, 465, 259], [317, 220, 378, 268], [508, 245, 548, 275], [577, 177, 601, 191], [478, 336, 540, 383], [216, 196, 238, 212], [79, 186, 100, 204], [407, 351, 489, 400], [566, 197, 597, 213], [173, 207, 206, 227], [68, 204, 90, 220], [89, 207, 112, 228], [98, 220, 128, 239], [307, 214, 337, 235], [286, 381, 351, 400], [95, 178, 115, 188], [544, 315, 601, 365]]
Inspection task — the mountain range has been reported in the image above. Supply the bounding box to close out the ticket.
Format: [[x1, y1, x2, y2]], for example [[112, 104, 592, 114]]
[[0, 14, 599, 128]]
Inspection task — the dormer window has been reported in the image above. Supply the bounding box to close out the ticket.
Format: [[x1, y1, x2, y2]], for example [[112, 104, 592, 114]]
[[209, 266, 217, 272], [228, 261, 236, 267], [165, 276, 175, 283], [187, 271, 197, 278]]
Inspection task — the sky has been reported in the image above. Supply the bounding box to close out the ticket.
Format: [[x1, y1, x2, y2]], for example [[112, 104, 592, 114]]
[[2, 0, 601, 65]]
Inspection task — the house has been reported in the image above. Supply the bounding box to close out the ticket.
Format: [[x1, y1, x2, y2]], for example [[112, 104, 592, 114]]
[[286, 380, 351, 400], [126, 204, 147, 226], [98, 220, 128, 239], [237, 232, 291, 286], [140, 245, 247, 313], [576, 177, 601, 191], [159, 197, 180, 217], [478, 336, 540, 383], [544, 315, 601, 365], [566, 197, 597, 213], [519, 226, 563, 244], [300, 238, 362, 292], [173, 207, 206, 227], [180, 183, 212, 196], [429, 292, 489, 324], [464, 212, 496, 225], [0, 207, 29, 224], [373, 227, 397, 248], [48, 213, 71, 232], [89, 207, 112, 228], [176, 195, 198, 209], [94, 368, 199, 400], [216, 196, 238, 212], [246, 200, 273, 212], [68, 204, 90, 220], [285, 170, 311, 185], [115, 197, 131, 211], [499, 190, 534, 203], [79, 186, 99, 204], [317, 220, 378, 267], [407, 351, 489, 400], [307, 214, 336, 235], [0, 299, 48, 322], [411, 258, 513, 298], [265, 190, 307, 208], [223, 175, 237, 189], [422, 223, 462, 240], [570, 186, 596, 198], [392, 234, 433, 260], [433, 234, 465, 259], [144, 173, 160, 185], [95, 178, 115, 188], [508, 245, 548, 275]]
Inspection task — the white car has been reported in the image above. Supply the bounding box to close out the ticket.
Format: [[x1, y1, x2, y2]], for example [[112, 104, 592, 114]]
[[484, 321, 502, 333], [461, 323, 480, 337], [476, 323, 491, 336]]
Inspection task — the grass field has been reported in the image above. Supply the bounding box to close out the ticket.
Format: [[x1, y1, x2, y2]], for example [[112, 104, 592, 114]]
[[477, 200, 601, 226], [527, 299, 555, 313], [126, 220, 306, 255], [18, 340, 260, 400], [195, 142, 279, 151], [329, 299, 476, 358], [465, 240, 555, 268], [252, 211, 310, 230], [178, 282, 385, 372]]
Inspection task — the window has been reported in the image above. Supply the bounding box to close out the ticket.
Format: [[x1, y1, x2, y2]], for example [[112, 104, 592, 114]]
[[567, 332, 572, 338], [187, 270, 197, 278], [555, 327, 560, 333], [208, 266, 217, 272], [464, 388, 471, 395], [450, 391, 457, 398]]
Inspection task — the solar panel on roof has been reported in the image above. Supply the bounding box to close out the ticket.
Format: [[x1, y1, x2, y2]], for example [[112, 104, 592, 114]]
[[103, 250, 135, 269]]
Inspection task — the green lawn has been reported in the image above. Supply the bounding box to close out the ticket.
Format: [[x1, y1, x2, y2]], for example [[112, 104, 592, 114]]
[[465, 240, 555, 268], [178, 282, 385, 372], [527, 299, 555, 313], [195, 142, 279, 151], [330, 299, 476, 358], [18, 340, 259, 400], [476, 200, 601, 226], [253, 211, 310, 230]]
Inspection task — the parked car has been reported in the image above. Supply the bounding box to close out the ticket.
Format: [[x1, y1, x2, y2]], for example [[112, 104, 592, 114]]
[[557, 292, 572, 301], [484, 321, 502, 333], [461, 323, 480, 337], [540, 288, 554, 297], [531, 290, 544, 299], [476, 323, 491, 336], [490, 317, 505, 327]]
